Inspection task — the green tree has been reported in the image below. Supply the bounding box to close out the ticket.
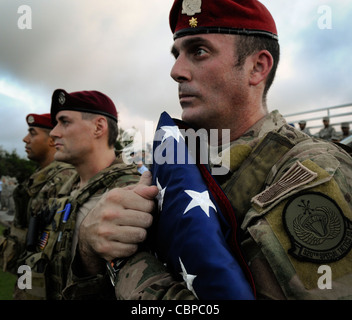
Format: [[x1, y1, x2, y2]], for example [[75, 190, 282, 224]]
[[115, 127, 135, 151], [0, 146, 36, 183]]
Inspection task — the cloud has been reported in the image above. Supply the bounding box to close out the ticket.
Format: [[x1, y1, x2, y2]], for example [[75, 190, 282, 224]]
[[263, 0, 352, 113], [0, 0, 351, 158], [0, 0, 179, 157]]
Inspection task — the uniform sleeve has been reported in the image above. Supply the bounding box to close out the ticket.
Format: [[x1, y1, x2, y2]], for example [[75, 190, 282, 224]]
[[115, 251, 197, 300], [243, 147, 352, 300]]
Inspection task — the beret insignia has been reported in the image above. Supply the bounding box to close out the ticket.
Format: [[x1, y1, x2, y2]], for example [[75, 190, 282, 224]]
[[58, 92, 66, 105], [182, 0, 202, 16], [27, 115, 35, 124], [189, 17, 198, 28], [170, 0, 278, 41]]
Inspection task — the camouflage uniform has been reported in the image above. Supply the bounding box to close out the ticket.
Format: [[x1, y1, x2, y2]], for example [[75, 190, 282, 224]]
[[317, 126, 336, 141], [19, 154, 143, 300], [217, 110, 352, 299], [114, 251, 197, 300], [62, 156, 195, 300], [113, 110, 352, 300], [0, 161, 76, 274]]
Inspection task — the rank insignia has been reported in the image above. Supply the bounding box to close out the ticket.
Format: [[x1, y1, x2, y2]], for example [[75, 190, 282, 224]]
[[182, 0, 202, 16], [189, 17, 198, 28], [283, 192, 352, 263]]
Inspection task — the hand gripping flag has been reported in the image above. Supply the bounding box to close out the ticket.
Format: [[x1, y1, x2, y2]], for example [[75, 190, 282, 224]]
[[151, 112, 255, 300]]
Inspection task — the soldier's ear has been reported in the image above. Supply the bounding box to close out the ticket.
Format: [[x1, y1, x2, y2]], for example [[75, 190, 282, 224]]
[[94, 116, 108, 138], [248, 50, 273, 87], [48, 136, 56, 147]]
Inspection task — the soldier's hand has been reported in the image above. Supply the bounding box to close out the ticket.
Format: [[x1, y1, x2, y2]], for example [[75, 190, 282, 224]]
[[78, 171, 159, 275]]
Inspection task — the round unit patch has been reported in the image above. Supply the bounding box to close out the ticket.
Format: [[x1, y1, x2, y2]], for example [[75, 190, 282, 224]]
[[283, 192, 352, 263]]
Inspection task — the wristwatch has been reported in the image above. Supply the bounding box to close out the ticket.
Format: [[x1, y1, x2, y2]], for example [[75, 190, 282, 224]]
[[106, 257, 128, 286]]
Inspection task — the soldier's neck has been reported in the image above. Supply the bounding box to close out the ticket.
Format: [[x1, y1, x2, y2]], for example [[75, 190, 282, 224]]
[[77, 149, 116, 188]]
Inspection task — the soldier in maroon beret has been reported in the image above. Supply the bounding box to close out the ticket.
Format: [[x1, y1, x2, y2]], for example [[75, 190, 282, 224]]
[[169, 0, 280, 134], [111, 0, 352, 300], [50, 89, 119, 182], [164, 0, 352, 300], [43, 89, 158, 299], [1, 113, 76, 299], [51, 89, 118, 125], [59, 1, 352, 301], [23, 113, 57, 167]]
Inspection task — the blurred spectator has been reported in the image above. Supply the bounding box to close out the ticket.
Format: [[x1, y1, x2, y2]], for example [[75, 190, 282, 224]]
[[317, 116, 336, 140], [0, 176, 17, 214], [298, 120, 311, 136], [332, 122, 350, 142], [341, 122, 350, 139]]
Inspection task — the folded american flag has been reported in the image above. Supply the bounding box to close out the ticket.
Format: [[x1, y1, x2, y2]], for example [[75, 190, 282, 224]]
[[151, 112, 255, 300]]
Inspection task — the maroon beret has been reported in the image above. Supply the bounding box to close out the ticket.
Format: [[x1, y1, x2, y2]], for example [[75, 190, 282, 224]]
[[170, 0, 278, 40], [26, 113, 54, 129], [51, 89, 118, 125]]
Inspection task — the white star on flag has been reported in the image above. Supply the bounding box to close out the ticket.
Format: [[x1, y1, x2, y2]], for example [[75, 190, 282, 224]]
[[160, 125, 184, 143], [179, 257, 198, 299], [184, 190, 216, 217], [156, 177, 166, 211]]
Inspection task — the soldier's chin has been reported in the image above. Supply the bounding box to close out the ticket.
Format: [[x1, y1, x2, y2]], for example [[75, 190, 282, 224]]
[[54, 151, 66, 162]]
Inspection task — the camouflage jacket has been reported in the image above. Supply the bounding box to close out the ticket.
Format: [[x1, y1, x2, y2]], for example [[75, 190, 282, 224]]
[[62, 160, 196, 300], [112, 110, 352, 300], [19, 155, 141, 300], [218, 110, 352, 300], [0, 161, 76, 274], [317, 126, 336, 140]]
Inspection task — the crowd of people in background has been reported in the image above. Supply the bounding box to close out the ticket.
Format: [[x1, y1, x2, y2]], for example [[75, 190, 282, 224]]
[[296, 116, 351, 142], [0, 177, 17, 214]]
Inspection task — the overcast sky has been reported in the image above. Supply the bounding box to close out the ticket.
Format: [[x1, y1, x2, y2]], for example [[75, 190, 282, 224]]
[[0, 0, 351, 158]]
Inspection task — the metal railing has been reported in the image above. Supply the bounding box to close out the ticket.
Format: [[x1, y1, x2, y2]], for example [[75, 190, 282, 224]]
[[283, 102, 352, 135]]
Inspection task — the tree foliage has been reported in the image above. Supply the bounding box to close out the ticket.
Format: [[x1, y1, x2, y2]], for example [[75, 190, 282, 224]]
[[0, 147, 36, 183], [0, 127, 135, 184], [115, 127, 135, 151]]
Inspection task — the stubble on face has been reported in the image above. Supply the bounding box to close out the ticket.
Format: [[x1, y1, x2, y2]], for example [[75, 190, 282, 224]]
[[52, 111, 95, 166], [174, 34, 249, 133]]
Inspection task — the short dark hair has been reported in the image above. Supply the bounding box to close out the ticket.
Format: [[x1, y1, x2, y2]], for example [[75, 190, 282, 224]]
[[106, 117, 119, 147], [81, 112, 118, 148], [235, 35, 280, 105]]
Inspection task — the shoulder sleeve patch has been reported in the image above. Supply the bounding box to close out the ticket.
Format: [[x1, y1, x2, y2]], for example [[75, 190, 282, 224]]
[[283, 192, 352, 263], [252, 161, 318, 208]]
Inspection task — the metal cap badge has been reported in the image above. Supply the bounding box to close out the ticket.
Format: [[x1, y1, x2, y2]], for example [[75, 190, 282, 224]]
[[170, 0, 278, 40], [26, 113, 54, 129]]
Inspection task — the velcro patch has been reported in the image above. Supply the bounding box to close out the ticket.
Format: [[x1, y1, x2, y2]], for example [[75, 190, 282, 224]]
[[283, 192, 352, 263], [252, 161, 317, 208]]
